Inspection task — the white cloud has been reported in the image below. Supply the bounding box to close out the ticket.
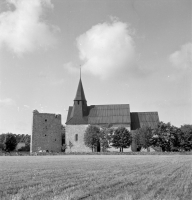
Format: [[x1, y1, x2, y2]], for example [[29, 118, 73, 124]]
[[169, 43, 192, 69], [0, 98, 16, 106], [75, 19, 136, 79], [0, 0, 58, 55]]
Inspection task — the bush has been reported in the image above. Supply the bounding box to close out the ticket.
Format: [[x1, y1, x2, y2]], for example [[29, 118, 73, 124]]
[[3, 133, 17, 152], [18, 145, 30, 152]]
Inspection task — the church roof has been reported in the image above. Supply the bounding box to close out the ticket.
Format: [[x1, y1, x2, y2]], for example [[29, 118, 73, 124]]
[[74, 79, 86, 101], [66, 104, 131, 125], [88, 104, 131, 124], [66, 77, 159, 128], [131, 112, 159, 130]]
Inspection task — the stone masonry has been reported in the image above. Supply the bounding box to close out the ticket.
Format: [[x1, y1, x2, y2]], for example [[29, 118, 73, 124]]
[[31, 110, 62, 153], [65, 125, 90, 152]]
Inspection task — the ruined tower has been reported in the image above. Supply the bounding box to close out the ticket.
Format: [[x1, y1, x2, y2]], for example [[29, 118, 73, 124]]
[[31, 110, 62, 153]]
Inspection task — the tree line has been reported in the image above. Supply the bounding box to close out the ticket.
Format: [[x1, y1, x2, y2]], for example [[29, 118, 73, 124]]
[[0, 133, 31, 152], [84, 122, 192, 152], [1, 122, 191, 153]]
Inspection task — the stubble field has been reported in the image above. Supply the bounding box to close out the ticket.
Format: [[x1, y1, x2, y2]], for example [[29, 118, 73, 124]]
[[0, 155, 192, 200]]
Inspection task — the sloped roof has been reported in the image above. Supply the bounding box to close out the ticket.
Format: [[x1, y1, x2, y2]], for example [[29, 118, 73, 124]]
[[66, 106, 73, 122], [74, 79, 86, 101], [131, 112, 159, 130], [66, 106, 88, 124], [66, 104, 131, 125], [88, 104, 131, 124]]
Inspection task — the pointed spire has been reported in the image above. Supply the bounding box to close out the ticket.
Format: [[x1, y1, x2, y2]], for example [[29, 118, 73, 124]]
[[66, 70, 88, 124], [74, 76, 86, 101]]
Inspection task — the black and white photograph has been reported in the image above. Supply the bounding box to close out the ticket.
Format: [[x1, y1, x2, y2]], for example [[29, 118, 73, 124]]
[[0, 0, 191, 199]]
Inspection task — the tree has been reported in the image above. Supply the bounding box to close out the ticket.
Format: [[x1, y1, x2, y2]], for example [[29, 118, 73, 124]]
[[24, 134, 31, 151], [111, 127, 131, 152], [61, 125, 65, 145], [3, 133, 17, 152], [100, 126, 113, 152], [61, 125, 66, 152], [180, 124, 192, 134], [177, 125, 192, 151], [0, 143, 5, 151], [131, 130, 141, 152], [0, 134, 6, 144], [84, 125, 101, 152], [150, 122, 180, 152], [138, 126, 153, 151]]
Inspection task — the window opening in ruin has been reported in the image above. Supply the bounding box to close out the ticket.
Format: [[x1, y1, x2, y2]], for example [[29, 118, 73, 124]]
[[78, 101, 79, 105], [45, 134, 47, 136], [45, 119, 47, 122], [55, 139, 56, 141], [75, 134, 78, 141]]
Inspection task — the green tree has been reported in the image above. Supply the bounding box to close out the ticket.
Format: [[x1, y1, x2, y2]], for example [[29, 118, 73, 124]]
[[111, 127, 131, 152], [84, 125, 101, 152], [3, 133, 17, 152]]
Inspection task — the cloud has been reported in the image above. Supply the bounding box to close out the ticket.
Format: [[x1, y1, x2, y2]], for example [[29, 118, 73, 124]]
[[169, 43, 192, 69], [0, 98, 16, 106], [0, 0, 58, 55], [75, 19, 136, 79]]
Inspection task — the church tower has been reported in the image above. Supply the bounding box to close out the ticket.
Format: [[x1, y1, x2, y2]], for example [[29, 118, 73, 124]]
[[65, 76, 90, 152], [66, 78, 88, 124]]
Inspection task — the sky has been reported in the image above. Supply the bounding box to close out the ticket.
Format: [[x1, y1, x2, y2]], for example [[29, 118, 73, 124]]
[[0, 0, 191, 135]]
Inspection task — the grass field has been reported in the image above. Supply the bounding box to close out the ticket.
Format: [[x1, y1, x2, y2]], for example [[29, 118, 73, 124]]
[[0, 155, 192, 200]]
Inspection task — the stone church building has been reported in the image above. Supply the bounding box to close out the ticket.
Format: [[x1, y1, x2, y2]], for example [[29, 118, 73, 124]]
[[65, 78, 159, 153], [31, 77, 159, 153]]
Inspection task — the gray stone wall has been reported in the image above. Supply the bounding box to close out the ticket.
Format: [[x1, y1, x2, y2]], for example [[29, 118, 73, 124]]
[[65, 125, 91, 152], [65, 124, 131, 153], [31, 110, 62, 152]]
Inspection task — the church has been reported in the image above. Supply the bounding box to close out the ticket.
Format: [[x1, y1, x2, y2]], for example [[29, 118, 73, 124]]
[[31, 76, 159, 153], [65, 77, 159, 152]]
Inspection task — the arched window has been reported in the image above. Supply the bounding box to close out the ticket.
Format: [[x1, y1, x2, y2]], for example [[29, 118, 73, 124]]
[[75, 134, 78, 141]]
